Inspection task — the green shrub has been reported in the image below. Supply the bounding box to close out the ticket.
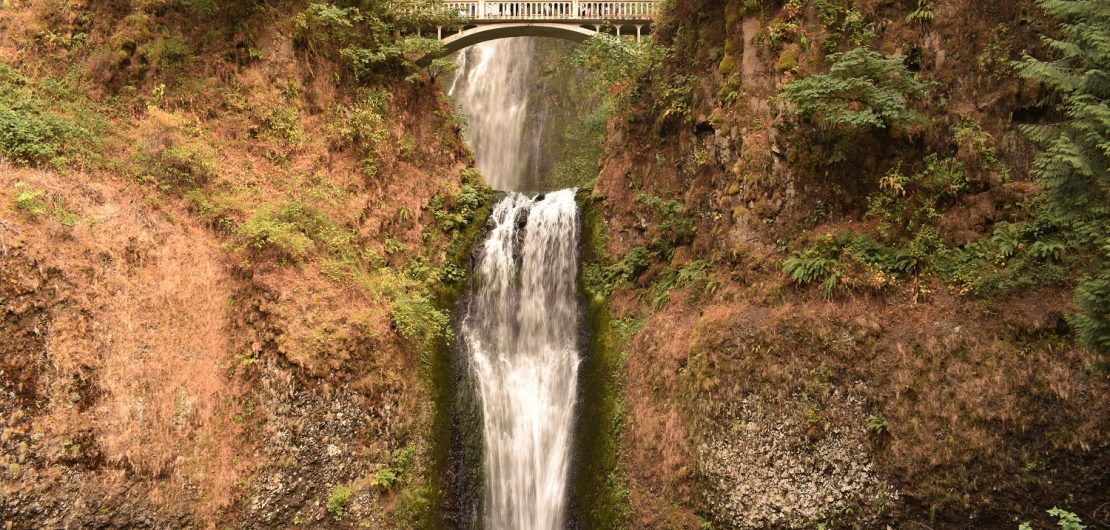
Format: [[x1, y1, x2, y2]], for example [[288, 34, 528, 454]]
[[783, 250, 841, 299], [0, 64, 97, 168], [326, 484, 352, 519], [583, 246, 651, 299], [329, 87, 391, 177], [393, 484, 431, 526], [371, 445, 415, 491], [865, 415, 889, 434], [235, 201, 358, 262], [905, 0, 934, 24], [930, 214, 1069, 296], [294, 2, 463, 82], [236, 208, 316, 261], [390, 293, 452, 354], [11, 182, 79, 227], [136, 137, 218, 191]]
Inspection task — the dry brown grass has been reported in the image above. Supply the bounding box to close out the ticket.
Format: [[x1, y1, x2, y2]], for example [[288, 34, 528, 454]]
[[1, 165, 246, 520]]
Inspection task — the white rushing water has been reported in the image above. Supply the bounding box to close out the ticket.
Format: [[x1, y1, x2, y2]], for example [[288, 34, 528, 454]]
[[450, 38, 537, 191], [462, 189, 581, 530]]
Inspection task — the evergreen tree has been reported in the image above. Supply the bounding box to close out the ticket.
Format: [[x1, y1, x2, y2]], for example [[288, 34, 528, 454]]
[[1018, 0, 1110, 359]]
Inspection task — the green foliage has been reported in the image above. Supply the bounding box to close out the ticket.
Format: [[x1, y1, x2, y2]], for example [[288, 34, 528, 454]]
[[955, 118, 1010, 179], [329, 87, 391, 177], [553, 36, 660, 187], [1019, 508, 1087, 530], [391, 293, 453, 354], [932, 216, 1070, 296], [12, 182, 48, 216], [866, 155, 968, 238], [905, 0, 934, 24], [568, 34, 659, 91], [646, 260, 717, 309], [651, 73, 699, 126], [574, 204, 632, 529], [635, 193, 696, 254], [865, 415, 889, 434], [326, 484, 352, 519], [295, 1, 463, 82], [0, 64, 99, 168], [583, 246, 651, 299], [812, 0, 877, 49], [372, 445, 415, 490], [777, 47, 928, 133], [262, 106, 305, 144], [235, 201, 359, 263], [432, 180, 486, 234], [1018, 0, 1110, 357], [393, 484, 432, 526], [783, 250, 840, 297], [783, 232, 920, 299], [10, 182, 79, 227], [136, 136, 218, 191]]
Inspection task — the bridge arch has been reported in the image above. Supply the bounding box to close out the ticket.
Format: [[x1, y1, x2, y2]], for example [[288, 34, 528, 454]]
[[437, 23, 601, 57]]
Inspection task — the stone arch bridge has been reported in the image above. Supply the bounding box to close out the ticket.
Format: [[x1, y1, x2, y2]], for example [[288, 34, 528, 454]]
[[420, 1, 659, 56]]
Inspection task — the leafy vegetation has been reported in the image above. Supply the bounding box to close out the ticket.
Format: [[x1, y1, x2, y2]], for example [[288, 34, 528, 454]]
[[326, 483, 352, 519], [234, 200, 361, 263], [573, 201, 632, 529], [866, 155, 968, 238], [865, 415, 889, 434], [328, 87, 392, 177], [372, 445, 415, 491], [390, 292, 453, 356], [1019, 507, 1086, 530], [1018, 0, 1110, 359], [778, 47, 928, 134], [645, 259, 717, 309], [783, 231, 915, 299], [635, 192, 696, 256], [10, 181, 79, 227], [0, 63, 101, 168], [556, 35, 661, 186], [294, 1, 463, 82]]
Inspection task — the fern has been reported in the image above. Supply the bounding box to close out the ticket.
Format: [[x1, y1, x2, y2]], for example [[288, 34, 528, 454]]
[[1018, 0, 1110, 359], [777, 47, 929, 132], [905, 0, 934, 24]]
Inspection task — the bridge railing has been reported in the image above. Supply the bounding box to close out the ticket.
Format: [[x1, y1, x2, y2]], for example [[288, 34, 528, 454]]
[[443, 1, 656, 20]]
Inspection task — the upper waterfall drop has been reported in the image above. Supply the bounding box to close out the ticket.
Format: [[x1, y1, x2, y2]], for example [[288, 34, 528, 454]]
[[449, 38, 538, 192]]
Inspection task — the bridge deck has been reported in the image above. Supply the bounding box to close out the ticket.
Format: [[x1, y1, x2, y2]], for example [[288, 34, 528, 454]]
[[443, 1, 657, 22]]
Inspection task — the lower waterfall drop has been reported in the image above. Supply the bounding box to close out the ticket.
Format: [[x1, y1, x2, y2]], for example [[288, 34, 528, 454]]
[[462, 189, 581, 530]]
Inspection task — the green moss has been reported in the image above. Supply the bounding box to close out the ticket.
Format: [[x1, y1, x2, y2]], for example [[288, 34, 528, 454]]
[[776, 45, 800, 73], [416, 178, 494, 529], [570, 193, 631, 529], [718, 52, 739, 77]]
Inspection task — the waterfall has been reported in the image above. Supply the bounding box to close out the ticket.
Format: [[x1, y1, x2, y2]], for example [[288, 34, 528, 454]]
[[462, 189, 581, 530], [450, 38, 538, 191]]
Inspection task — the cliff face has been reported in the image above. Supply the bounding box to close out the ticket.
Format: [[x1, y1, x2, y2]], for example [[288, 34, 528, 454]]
[[0, 1, 483, 527], [587, 0, 1110, 528]]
